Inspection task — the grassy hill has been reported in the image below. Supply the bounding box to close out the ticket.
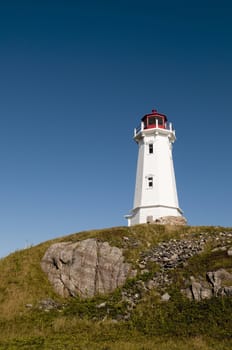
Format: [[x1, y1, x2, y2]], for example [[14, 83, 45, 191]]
[[0, 224, 232, 349]]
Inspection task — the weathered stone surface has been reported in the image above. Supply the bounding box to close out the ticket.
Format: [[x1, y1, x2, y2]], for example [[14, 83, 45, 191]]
[[153, 216, 187, 226], [207, 269, 232, 296], [190, 277, 203, 301], [188, 276, 212, 301], [200, 288, 213, 300], [41, 238, 137, 298], [182, 269, 232, 301]]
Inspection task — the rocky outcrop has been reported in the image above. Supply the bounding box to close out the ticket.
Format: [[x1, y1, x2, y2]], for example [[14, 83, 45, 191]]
[[182, 269, 232, 301], [139, 232, 232, 300], [38, 229, 232, 322], [140, 235, 207, 270], [41, 229, 232, 306], [140, 232, 232, 270], [41, 238, 137, 298], [152, 216, 187, 226]]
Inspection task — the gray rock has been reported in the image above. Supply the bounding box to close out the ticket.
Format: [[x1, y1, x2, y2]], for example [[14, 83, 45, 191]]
[[183, 268, 232, 301], [181, 287, 193, 300], [146, 280, 156, 290], [140, 236, 206, 271], [223, 286, 232, 296], [212, 246, 227, 252], [207, 269, 232, 295], [38, 298, 61, 311], [161, 292, 170, 301], [96, 302, 107, 308], [227, 247, 232, 256], [139, 263, 146, 269], [190, 277, 202, 301], [41, 238, 137, 298], [170, 253, 179, 261], [200, 288, 212, 299], [153, 216, 187, 226]]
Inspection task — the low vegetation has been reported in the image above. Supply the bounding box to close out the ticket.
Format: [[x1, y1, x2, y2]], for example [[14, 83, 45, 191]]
[[0, 224, 232, 349]]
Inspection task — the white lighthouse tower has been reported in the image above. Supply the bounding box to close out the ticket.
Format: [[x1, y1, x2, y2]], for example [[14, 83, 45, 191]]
[[126, 109, 183, 226]]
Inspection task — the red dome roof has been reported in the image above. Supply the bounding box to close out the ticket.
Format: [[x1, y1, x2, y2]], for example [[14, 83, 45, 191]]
[[141, 109, 167, 122]]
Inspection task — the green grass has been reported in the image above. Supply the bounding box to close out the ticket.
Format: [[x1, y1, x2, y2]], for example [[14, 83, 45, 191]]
[[0, 224, 232, 349], [0, 314, 231, 350]]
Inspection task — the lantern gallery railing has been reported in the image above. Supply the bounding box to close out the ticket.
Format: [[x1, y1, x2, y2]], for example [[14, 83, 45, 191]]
[[134, 121, 174, 137]]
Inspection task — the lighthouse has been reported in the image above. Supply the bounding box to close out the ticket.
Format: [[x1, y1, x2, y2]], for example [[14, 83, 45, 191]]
[[125, 109, 183, 226]]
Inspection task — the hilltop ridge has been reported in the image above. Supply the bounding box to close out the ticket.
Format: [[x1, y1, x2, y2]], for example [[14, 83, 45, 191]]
[[0, 224, 232, 349]]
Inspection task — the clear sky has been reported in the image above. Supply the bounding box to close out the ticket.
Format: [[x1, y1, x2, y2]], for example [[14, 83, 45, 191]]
[[0, 0, 232, 257]]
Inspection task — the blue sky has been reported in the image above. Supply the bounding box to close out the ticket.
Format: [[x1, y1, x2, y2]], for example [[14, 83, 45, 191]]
[[0, 1, 232, 257]]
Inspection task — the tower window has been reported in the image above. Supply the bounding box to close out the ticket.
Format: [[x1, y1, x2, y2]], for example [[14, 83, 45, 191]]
[[148, 176, 153, 188], [149, 144, 153, 154], [148, 116, 163, 126]]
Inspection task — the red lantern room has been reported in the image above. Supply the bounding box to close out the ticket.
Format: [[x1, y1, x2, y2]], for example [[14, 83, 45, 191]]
[[141, 109, 167, 129]]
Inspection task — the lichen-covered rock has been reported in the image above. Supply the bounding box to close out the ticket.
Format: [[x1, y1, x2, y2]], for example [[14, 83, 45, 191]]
[[41, 238, 137, 298]]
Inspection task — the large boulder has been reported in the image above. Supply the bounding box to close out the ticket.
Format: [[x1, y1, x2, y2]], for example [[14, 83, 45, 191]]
[[41, 238, 137, 298]]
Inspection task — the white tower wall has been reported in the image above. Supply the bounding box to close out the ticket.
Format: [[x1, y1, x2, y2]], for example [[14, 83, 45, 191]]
[[126, 120, 182, 226]]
